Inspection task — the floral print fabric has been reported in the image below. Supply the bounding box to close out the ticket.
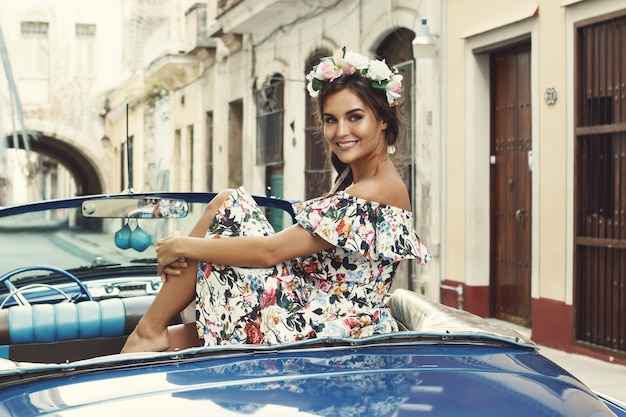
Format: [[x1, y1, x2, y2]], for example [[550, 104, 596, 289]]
[[195, 187, 430, 346]]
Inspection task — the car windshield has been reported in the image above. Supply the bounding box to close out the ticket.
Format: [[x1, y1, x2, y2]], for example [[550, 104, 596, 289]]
[[0, 194, 294, 305], [0, 204, 165, 302], [1, 209, 142, 273], [0, 206, 189, 273]]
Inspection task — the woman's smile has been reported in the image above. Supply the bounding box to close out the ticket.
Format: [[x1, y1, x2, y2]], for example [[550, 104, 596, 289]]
[[336, 140, 358, 150]]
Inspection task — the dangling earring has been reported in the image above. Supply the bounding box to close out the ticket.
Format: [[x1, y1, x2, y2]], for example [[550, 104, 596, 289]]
[[387, 145, 396, 155]]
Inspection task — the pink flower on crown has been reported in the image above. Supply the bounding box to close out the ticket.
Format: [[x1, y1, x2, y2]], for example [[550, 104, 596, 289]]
[[344, 51, 369, 72], [385, 73, 403, 105], [315, 60, 344, 82], [332, 48, 354, 75]]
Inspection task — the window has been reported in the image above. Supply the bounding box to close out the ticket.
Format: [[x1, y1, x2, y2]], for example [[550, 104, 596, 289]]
[[304, 51, 332, 199], [75, 24, 96, 78], [173, 129, 181, 191], [228, 101, 243, 189], [21, 21, 48, 35], [187, 124, 194, 191], [19, 21, 49, 103], [376, 31, 416, 208], [119, 141, 135, 192], [206, 112, 214, 190], [255, 75, 284, 166], [75, 23, 95, 37], [256, 74, 285, 229], [127, 136, 134, 189], [576, 16, 626, 226], [574, 12, 626, 353]]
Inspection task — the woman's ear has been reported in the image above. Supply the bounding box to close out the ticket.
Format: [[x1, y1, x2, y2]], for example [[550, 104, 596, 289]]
[[380, 120, 388, 130]]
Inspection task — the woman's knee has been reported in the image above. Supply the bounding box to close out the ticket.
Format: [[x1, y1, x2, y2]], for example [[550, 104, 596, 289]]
[[194, 189, 235, 230], [205, 189, 234, 215], [189, 189, 235, 237]]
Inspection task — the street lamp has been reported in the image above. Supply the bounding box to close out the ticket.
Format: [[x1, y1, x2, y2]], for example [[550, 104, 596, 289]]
[[412, 18, 437, 59]]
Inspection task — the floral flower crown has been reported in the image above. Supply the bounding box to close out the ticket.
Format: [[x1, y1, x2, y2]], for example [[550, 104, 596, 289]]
[[306, 47, 403, 106]]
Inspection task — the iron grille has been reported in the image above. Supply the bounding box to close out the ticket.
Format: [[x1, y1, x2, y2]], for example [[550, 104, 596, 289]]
[[256, 80, 284, 166], [575, 13, 626, 354]]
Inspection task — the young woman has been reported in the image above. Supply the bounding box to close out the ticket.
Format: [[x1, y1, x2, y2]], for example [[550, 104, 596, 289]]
[[121, 47, 430, 353]]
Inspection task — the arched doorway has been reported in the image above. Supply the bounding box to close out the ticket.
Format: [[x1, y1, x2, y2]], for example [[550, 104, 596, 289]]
[[376, 28, 416, 213], [376, 29, 419, 292], [2, 133, 105, 205], [304, 49, 333, 200]]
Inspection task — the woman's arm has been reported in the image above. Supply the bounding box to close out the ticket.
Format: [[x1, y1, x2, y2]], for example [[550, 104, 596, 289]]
[[156, 223, 334, 274]]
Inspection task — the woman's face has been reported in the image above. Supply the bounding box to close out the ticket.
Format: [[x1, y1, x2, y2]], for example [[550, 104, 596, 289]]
[[322, 88, 388, 166]]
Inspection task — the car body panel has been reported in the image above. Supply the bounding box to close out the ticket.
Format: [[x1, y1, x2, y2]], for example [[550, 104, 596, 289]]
[[0, 340, 619, 417]]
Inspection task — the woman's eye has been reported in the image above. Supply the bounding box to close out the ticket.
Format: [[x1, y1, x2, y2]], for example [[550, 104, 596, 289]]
[[349, 114, 362, 122], [324, 117, 336, 124]]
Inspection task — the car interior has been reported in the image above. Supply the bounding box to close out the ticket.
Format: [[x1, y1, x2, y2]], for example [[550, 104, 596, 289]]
[[0, 295, 158, 362], [0, 287, 532, 364]]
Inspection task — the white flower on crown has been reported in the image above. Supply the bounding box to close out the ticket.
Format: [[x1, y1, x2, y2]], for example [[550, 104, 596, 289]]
[[344, 51, 369, 71], [306, 73, 320, 98], [366, 59, 393, 82], [306, 47, 402, 106]]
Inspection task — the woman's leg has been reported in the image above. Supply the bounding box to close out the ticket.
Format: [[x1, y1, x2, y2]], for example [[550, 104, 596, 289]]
[[167, 323, 201, 351], [121, 190, 234, 353]]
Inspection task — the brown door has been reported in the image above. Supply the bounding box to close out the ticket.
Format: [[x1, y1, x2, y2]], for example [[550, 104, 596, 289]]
[[490, 45, 532, 326]]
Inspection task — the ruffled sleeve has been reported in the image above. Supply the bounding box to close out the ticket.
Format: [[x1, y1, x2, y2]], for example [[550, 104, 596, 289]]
[[293, 191, 431, 263]]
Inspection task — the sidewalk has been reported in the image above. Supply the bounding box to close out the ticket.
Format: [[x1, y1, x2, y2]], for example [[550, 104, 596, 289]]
[[491, 320, 626, 404]]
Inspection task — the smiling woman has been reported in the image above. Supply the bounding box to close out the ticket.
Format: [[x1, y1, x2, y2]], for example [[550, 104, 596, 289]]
[[308, 48, 403, 194], [121, 48, 431, 353]]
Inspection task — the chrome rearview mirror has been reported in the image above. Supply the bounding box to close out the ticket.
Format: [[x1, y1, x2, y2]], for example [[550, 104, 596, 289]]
[[81, 198, 189, 219]]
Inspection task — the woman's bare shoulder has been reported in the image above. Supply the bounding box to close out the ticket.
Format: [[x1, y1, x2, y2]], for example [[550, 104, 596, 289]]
[[346, 177, 411, 211]]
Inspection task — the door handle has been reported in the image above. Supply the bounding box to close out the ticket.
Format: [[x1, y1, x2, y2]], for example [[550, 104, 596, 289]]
[[515, 209, 527, 228]]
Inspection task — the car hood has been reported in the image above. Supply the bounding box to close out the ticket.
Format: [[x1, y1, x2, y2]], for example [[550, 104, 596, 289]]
[[0, 339, 616, 417]]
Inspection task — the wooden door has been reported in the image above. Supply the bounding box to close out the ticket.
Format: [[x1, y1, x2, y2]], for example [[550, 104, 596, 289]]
[[490, 45, 532, 326]]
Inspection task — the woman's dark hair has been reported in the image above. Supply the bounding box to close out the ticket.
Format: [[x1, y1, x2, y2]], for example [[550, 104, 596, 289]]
[[315, 74, 401, 192]]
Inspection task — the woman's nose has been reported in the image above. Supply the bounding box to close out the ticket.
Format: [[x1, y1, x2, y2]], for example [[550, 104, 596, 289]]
[[337, 119, 349, 136]]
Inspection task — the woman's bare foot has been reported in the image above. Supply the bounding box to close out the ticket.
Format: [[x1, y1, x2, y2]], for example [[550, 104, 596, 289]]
[[121, 320, 170, 353]]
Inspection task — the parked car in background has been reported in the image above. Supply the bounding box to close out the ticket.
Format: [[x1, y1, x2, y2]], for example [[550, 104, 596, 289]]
[[0, 192, 624, 416]]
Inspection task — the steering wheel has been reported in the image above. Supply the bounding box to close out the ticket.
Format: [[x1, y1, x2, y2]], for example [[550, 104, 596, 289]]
[[0, 266, 93, 308]]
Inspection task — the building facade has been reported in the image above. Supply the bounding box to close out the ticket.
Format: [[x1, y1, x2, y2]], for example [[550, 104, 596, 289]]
[[444, 0, 626, 364], [0, 0, 129, 203], [104, 0, 441, 295]]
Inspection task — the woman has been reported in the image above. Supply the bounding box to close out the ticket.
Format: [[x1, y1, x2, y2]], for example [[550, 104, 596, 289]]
[[121, 47, 430, 353]]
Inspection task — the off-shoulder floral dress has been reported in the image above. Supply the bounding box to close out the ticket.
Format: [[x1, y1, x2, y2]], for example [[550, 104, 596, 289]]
[[195, 187, 430, 346]]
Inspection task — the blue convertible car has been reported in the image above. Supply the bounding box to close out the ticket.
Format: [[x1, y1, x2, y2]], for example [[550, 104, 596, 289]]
[[0, 192, 624, 416]]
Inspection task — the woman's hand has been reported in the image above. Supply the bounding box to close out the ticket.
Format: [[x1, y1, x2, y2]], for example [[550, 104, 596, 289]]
[[156, 231, 185, 276], [160, 257, 188, 281]]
